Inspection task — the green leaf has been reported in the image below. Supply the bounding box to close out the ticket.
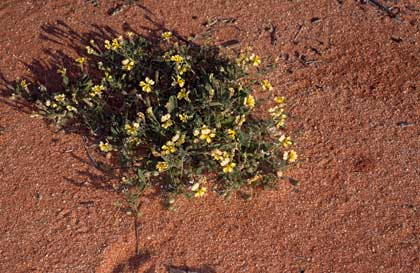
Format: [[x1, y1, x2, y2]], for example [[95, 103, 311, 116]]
[[165, 95, 177, 113]]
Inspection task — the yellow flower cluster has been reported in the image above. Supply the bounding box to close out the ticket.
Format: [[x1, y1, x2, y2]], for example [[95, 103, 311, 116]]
[[139, 77, 155, 93], [211, 149, 236, 173], [194, 125, 216, 143], [90, 85, 105, 97]]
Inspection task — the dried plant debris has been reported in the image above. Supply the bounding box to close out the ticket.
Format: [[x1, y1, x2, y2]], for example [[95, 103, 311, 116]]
[[108, 0, 140, 16]]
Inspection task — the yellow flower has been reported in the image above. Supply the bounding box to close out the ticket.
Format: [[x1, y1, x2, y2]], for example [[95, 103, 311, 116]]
[[156, 161, 169, 172], [250, 54, 261, 66], [244, 94, 255, 108], [162, 141, 177, 155], [111, 38, 121, 50], [194, 186, 207, 197], [170, 54, 184, 63], [219, 154, 231, 167], [276, 114, 287, 128], [261, 80, 273, 91], [126, 31, 134, 39], [274, 96, 285, 104], [104, 40, 111, 50], [173, 75, 185, 88], [178, 64, 188, 75], [248, 174, 263, 185], [104, 72, 113, 81], [235, 115, 246, 127], [137, 111, 145, 122], [127, 136, 141, 146], [161, 31, 172, 41], [125, 122, 140, 136], [279, 135, 292, 148], [162, 120, 173, 129], [161, 114, 173, 129], [178, 113, 189, 123], [268, 106, 284, 119], [54, 94, 66, 102], [75, 57, 86, 65], [90, 85, 105, 97], [122, 59, 135, 71], [227, 129, 236, 139], [57, 68, 67, 76], [228, 87, 235, 97], [161, 114, 171, 122], [66, 105, 77, 112], [86, 46, 96, 55], [139, 77, 155, 93], [211, 149, 224, 161], [99, 141, 113, 152], [20, 80, 29, 89], [199, 125, 216, 143], [177, 88, 190, 101], [171, 131, 185, 146], [223, 162, 236, 173], [283, 150, 298, 163]]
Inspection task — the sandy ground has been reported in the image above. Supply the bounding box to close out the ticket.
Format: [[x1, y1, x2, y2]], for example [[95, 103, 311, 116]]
[[0, 0, 419, 272]]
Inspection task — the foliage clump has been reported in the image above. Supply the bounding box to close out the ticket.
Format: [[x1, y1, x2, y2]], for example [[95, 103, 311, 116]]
[[13, 31, 297, 202]]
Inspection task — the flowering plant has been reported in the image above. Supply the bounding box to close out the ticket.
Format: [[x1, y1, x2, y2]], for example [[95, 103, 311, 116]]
[[13, 31, 297, 205]]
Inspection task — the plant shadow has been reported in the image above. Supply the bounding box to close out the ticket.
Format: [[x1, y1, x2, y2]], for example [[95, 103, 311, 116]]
[[0, 12, 245, 199], [166, 264, 217, 273], [0, 16, 178, 193], [111, 252, 152, 273]]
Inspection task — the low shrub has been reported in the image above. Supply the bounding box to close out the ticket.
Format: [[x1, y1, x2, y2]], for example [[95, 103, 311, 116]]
[[12, 31, 297, 205]]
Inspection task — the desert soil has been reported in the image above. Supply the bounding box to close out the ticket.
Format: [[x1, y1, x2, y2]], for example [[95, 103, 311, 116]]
[[0, 0, 419, 272]]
